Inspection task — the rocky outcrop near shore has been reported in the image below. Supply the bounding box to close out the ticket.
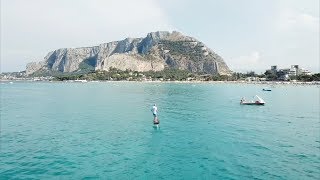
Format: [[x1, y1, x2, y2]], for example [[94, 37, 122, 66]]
[[26, 31, 232, 75]]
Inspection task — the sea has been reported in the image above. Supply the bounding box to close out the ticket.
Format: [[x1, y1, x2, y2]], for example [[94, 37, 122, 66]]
[[1, 81, 319, 180]]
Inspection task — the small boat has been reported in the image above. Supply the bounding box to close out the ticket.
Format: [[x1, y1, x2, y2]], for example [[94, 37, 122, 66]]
[[74, 79, 87, 83], [262, 88, 271, 91], [240, 95, 265, 105]]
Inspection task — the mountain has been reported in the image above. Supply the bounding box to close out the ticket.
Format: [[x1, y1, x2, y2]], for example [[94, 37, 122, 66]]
[[26, 31, 232, 75]]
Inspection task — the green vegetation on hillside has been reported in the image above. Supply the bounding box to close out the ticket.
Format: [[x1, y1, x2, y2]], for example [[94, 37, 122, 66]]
[[158, 40, 206, 61], [78, 56, 96, 72], [53, 67, 233, 81]]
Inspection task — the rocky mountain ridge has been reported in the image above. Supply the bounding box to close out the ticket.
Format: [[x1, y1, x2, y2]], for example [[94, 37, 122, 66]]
[[26, 31, 232, 75]]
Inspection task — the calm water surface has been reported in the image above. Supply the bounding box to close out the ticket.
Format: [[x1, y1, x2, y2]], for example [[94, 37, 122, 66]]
[[1, 82, 319, 179]]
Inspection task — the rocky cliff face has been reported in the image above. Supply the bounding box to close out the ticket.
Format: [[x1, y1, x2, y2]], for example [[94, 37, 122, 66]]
[[26, 31, 232, 75]]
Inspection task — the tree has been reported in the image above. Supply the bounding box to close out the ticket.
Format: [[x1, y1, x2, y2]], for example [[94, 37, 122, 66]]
[[312, 73, 320, 81], [264, 70, 277, 81], [246, 71, 256, 77]]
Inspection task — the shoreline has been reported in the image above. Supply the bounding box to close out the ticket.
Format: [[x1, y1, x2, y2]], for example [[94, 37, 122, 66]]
[[1, 79, 320, 86]]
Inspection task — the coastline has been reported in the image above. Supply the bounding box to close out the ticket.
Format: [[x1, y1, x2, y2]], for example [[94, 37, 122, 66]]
[[1, 79, 320, 86]]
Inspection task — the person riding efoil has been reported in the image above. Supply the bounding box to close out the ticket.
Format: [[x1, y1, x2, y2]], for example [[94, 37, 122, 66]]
[[151, 104, 159, 124]]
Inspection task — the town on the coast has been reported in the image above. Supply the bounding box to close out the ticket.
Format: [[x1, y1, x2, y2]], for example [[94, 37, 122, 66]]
[[1, 64, 319, 84]]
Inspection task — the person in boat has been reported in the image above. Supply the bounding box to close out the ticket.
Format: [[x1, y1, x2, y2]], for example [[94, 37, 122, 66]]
[[151, 104, 159, 124], [240, 97, 245, 104]]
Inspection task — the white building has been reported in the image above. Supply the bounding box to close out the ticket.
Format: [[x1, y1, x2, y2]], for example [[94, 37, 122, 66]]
[[301, 69, 312, 75], [289, 65, 300, 76], [288, 65, 312, 76]]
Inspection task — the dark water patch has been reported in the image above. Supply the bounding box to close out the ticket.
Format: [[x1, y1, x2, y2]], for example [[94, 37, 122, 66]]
[[82, 175, 100, 179], [251, 144, 270, 151], [51, 170, 74, 176], [294, 154, 308, 159], [296, 116, 306, 119], [278, 144, 294, 148]]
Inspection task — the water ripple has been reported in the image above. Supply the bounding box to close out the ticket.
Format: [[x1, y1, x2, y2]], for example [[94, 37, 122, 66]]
[[1, 82, 319, 179]]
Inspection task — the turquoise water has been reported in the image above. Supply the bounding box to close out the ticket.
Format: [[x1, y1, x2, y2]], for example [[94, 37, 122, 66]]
[[1, 82, 319, 179]]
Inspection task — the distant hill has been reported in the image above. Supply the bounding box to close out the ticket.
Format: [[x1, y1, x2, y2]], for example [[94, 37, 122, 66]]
[[26, 31, 232, 75]]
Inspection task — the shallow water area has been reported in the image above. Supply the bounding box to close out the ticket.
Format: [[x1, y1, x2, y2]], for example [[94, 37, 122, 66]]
[[1, 82, 319, 179]]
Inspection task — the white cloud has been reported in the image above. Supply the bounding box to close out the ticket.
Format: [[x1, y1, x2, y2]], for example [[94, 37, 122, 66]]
[[229, 51, 265, 73], [278, 9, 319, 32], [1, 0, 174, 72], [270, 8, 319, 73]]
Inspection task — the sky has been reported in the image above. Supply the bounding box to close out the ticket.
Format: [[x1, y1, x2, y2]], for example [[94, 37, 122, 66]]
[[1, 0, 319, 73]]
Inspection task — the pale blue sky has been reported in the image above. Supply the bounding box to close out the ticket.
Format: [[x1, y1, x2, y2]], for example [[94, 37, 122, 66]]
[[1, 0, 319, 73]]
